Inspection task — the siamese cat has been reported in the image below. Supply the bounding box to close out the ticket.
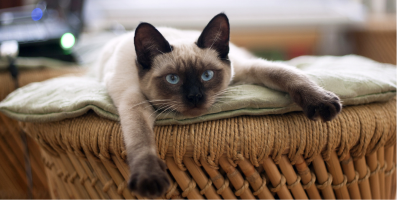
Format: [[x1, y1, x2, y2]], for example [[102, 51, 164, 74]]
[[96, 13, 341, 198]]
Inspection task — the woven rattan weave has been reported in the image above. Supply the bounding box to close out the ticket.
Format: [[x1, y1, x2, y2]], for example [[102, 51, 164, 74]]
[[19, 97, 396, 199], [0, 68, 82, 198]]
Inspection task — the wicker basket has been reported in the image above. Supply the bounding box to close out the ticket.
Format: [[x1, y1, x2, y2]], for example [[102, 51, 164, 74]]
[[18, 97, 396, 199], [0, 68, 82, 198]]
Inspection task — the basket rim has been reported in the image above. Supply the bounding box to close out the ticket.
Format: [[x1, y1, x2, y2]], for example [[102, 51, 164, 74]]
[[19, 97, 396, 167]]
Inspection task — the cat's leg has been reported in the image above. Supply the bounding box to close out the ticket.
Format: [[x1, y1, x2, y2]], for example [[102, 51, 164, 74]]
[[117, 90, 170, 198], [232, 58, 342, 121]]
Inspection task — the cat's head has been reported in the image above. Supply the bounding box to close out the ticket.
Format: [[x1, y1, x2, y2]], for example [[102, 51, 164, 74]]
[[134, 13, 232, 117]]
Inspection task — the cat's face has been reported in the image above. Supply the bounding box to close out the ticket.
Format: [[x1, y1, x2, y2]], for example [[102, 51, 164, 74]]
[[134, 14, 231, 117], [140, 45, 231, 117]]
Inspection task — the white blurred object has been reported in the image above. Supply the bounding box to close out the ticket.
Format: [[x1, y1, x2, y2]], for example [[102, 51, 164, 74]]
[[0, 40, 19, 59], [82, 0, 367, 31], [0, 40, 20, 89]]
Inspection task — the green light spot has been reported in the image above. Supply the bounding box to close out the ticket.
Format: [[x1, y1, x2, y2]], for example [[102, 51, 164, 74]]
[[60, 33, 75, 49]]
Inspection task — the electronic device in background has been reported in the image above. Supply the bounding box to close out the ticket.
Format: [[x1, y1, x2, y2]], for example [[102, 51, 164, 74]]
[[0, 0, 84, 62]]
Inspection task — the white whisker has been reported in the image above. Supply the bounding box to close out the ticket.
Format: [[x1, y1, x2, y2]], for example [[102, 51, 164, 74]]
[[155, 103, 179, 119], [130, 99, 179, 110], [148, 103, 172, 120]]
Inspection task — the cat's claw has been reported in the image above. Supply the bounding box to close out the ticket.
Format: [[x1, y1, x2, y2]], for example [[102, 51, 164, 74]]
[[128, 156, 170, 198], [296, 90, 342, 122]]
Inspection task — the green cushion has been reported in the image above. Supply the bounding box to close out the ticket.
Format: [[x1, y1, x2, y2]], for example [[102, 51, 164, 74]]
[[0, 55, 396, 125]]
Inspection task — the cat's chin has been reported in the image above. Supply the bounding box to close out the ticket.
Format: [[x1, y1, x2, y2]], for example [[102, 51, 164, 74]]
[[180, 107, 208, 117]]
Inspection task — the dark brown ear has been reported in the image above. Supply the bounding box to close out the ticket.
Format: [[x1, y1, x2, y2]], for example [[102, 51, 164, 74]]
[[134, 23, 172, 70], [197, 13, 230, 59]]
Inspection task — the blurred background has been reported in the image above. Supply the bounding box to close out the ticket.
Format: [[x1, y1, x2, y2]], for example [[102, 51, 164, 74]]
[[0, 0, 396, 198], [0, 0, 397, 65]]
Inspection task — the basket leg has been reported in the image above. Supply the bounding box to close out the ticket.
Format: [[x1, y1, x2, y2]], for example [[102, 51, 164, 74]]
[[312, 155, 335, 199], [354, 157, 372, 199], [165, 157, 203, 199], [27, 135, 49, 194], [391, 144, 396, 199], [294, 156, 321, 199], [41, 151, 69, 199], [200, 158, 236, 199], [82, 149, 123, 199], [99, 154, 135, 199], [378, 147, 386, 199], [237, 157, 274, 199], [183, 157, 221, 199], [366, 152, 381, 199], [111, 155, 129, 180], [219, 156, 256, 199], [65, 152, 102, 199], [325, 152, 350, 199], [51, 155, 85, 198], [278, 155, 308, 199], [340, 154, 361, 199], [262, 157, 293, 199], [384, 146, 395, 199]]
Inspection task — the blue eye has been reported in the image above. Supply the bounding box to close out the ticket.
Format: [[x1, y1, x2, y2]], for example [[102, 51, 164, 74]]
[[166, 74, 180, 84], [201, 70, 214, 81]]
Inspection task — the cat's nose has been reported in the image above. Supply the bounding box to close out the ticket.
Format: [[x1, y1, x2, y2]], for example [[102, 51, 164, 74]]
[[187, 93, 203, 105]]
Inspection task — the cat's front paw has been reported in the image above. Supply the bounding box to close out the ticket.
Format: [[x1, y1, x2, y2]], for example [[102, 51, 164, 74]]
[[294, 89, 342, 122], [128, 155, 170, 198]]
